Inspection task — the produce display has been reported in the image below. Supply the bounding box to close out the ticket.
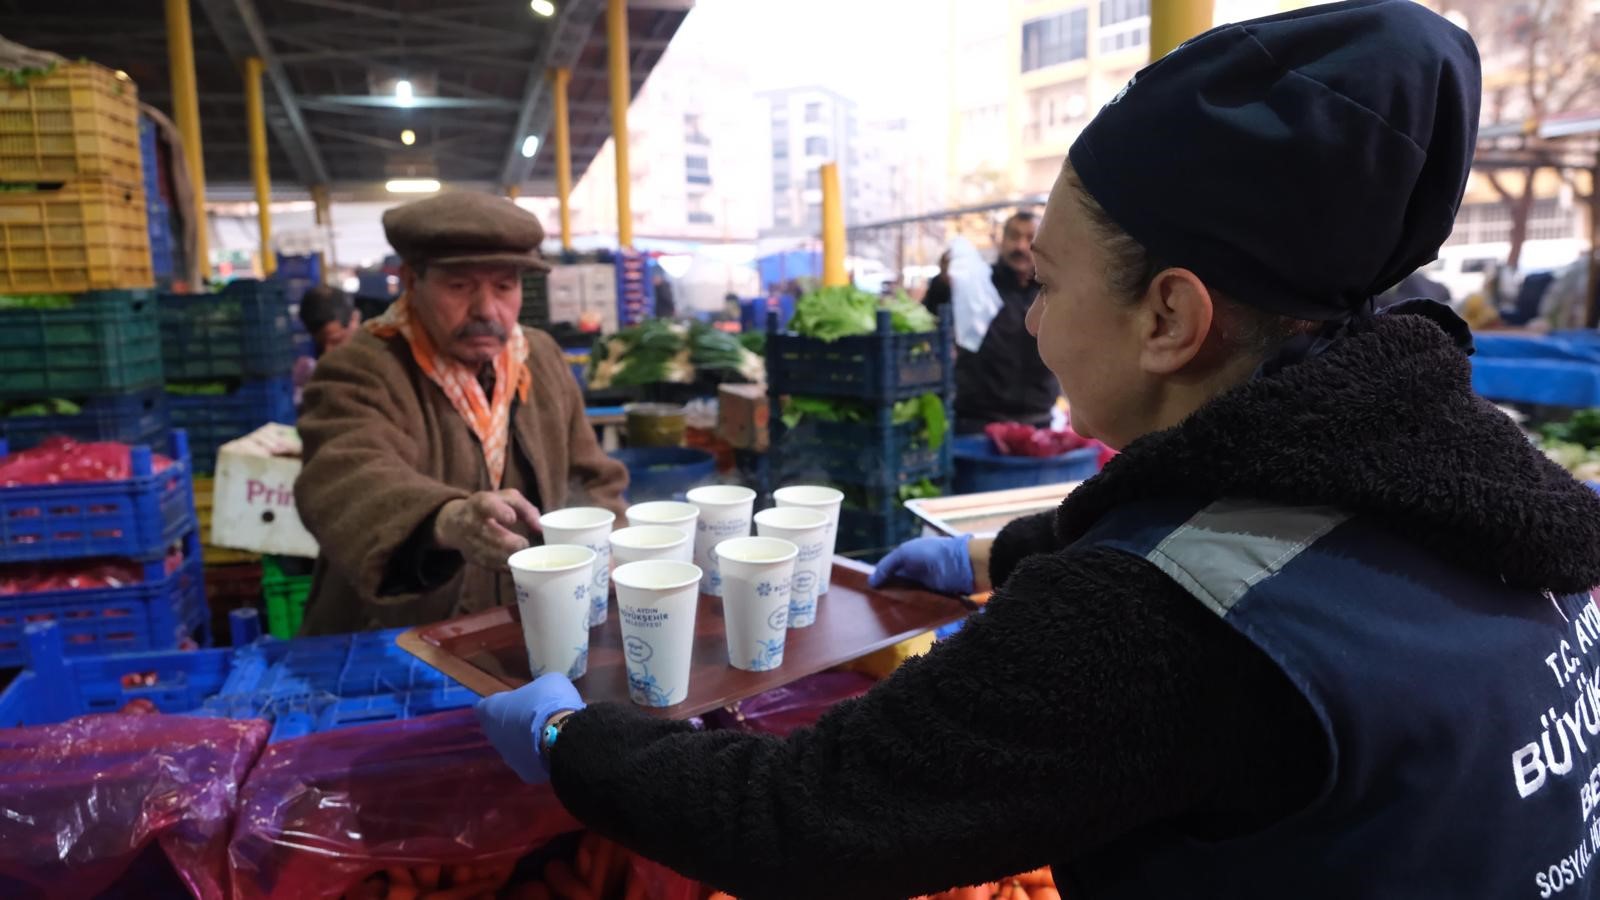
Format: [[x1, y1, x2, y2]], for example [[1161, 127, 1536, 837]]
[[788, 285, 934, 341], [1539, 410, 1600, 481], [983, 423, 1090, 458], [0, 546, 181, 594], [2, 397, 83, 417], [0, 436, 174, 486], [587, 321, 764, 390], [780, 393, 949, 450], [0, 292, 73, 309]]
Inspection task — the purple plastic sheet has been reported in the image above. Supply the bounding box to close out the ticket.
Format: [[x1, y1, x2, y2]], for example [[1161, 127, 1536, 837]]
[[0, 713, 269, 900], [702, 671, 879, 737]]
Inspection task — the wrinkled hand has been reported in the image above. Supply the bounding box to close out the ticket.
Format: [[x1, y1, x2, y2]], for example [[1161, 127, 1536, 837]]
[[433, 490, 542, 570], [868, 534, 975, 596], [475, 673, 586, 783]]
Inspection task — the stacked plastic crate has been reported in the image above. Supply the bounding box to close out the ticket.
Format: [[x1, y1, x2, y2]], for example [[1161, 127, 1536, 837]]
[[141, 118, 178, 285], [765, 307, 955, 556], [0, 611, 475, 742], [160, 279, 296, 636], [0, 62, 168, 452]]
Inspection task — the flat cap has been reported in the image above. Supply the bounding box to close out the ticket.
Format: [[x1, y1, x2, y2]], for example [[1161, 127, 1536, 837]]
[[1068, 0, 1481, 322], [382, 191, 550, 271]]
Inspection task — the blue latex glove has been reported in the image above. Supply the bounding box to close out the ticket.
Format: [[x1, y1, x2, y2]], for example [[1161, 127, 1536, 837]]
[[868, 534, 975, 595], [474, 673, 586, 783]]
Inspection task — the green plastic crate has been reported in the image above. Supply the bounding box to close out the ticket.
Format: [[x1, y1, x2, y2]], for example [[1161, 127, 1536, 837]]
[[262, 554, 313, 639], [0, 289, 161, 397]]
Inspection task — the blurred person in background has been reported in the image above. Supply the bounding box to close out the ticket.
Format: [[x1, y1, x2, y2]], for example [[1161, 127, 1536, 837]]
[[292, 285, 360, 407], [652, 271, 676, 319], [951, 211, 1061, 433]]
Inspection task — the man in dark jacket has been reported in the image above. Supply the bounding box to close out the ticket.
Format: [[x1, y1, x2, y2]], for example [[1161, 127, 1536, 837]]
[[474, 4, 1600, 898], [952, 212, 1060, 432]]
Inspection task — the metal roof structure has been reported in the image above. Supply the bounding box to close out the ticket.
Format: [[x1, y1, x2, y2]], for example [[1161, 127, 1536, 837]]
[[0, 0, 690, 199]]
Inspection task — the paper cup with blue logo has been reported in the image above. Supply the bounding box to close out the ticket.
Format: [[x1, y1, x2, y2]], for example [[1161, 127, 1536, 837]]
[[715, 536, 797, 672], [625, 501, 699, 545], [753, 507, 830, 629], [541, 506, 616, 627], [611, 525, 693, 567], [686, 485, 756, 598], [508, 544, 596, 682], [613, 559, 703, 708], [773, 485, 843, 595]]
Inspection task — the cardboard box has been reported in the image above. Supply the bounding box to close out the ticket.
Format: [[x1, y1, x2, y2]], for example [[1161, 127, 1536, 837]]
[[210, 423, 319, 558], [717, 383, 769, 452], [546, 265, 583, 324]]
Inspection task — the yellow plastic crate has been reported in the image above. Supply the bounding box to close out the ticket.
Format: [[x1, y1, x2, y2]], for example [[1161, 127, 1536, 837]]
[[0, 64, 141, 186], [0, 181, 152, 292], [194, 476, 260, 566]]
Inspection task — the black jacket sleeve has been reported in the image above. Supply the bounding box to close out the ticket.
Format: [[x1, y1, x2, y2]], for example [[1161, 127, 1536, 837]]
[[549, 547, 1327, 900], [988, 511, 1059, 589]]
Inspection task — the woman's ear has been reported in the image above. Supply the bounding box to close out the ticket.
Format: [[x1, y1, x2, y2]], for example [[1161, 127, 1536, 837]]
[[1136, 267, 1216, 375]]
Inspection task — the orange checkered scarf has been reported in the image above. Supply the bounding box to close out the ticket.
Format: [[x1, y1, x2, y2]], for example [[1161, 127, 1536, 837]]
[[367, 294, 532, 489]]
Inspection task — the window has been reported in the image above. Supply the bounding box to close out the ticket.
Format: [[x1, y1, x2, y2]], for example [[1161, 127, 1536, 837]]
[[773, 139, 789, 159], [688, 211, 715, 225], [1444, 199, 1579, 246], [1022, 8, 1088, 72], [1099, 0, 1148, 26], [805, 137, 829, 156], [684, 113, 709, 145], [805, 168, 821, 190], [805, 202, 823, 230], [773, 170, 790, 190], [805, 101, 824, 123], [685, 155, 711, 186]]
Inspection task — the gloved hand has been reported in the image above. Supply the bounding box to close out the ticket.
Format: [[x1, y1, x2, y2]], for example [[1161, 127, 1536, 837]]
[[868, 534, 975, 596], [474, 673, 586, 783]]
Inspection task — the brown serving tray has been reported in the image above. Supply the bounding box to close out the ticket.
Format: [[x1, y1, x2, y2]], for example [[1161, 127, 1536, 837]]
[[396, 558, 971, 719]]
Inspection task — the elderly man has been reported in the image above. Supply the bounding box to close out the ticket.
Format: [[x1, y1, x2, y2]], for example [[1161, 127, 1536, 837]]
[[295, 192, 627, 633]]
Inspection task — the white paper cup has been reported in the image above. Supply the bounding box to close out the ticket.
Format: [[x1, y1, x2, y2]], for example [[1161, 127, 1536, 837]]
[[686, 485, 757, 598], [715, 537, 798, 671], [625, 501, 700, 545], [613, 560, 703, 708], [610, 525, 693, 567], [774, 485, 844, 594], [753, 507, 831, 629], [541, 507, 616, 627], [508, 544, 597, 681]]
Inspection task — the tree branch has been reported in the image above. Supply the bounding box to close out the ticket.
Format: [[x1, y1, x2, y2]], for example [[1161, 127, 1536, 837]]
[[1486, 170, 1518, 202]]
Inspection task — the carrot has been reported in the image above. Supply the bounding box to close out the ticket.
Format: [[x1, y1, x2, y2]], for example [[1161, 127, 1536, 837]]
[[1030, 889, 1060, 900], [621, 875, 647, 900], [587, 837, 616, 897], [544, 860, 597, 900], [416, 865, 442, 890], [386, 868, 416, 887], [385, 887, 418, 900], [453, 865, 477, 885], [707, 893, 738, 900]]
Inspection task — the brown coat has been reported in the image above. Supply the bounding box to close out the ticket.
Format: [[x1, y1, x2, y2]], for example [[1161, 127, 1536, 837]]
[[294, 327, 628, 634]]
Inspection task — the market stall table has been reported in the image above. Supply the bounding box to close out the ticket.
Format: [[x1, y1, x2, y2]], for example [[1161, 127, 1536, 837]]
[[397, 558, 970, 719], [586, 404, 626, 451]]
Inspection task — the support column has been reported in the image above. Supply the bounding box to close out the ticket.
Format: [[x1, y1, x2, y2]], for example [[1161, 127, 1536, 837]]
[[166, 0, 209, 278], [553, 67, 575, 250], [607, 0, 633, 248], [1149, 0, 1214, 61], [244, 57, 273, 277], [821, 162, 847, 287]]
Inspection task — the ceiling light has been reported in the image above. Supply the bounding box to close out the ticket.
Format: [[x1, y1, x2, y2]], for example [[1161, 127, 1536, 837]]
[[342, 276, 361, 293], [395, 79, 414, 107], [530, 0, 556, 16], [521, 135, 540, 158], [386, 178, 440, 194], [400, 129, 416, 146]]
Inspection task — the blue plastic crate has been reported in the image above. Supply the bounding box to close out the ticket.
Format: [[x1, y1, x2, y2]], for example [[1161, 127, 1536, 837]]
[[951, 436, 1100, 494], [772, 412, 951, 489], [766, 307, 954, 402], [148, 198, 175, 279], [160, 280, 296, 380], [274, 254, 321, 282], [0, 387, 168, 452], [0, 430, 195, 563], [0, 615, 475, 741], [610, 446, 717, 502], [167, 378, 295, 474], [0, 535, 206, 668], [139, 117, 161, 199], [835, 505, 923, 556]]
